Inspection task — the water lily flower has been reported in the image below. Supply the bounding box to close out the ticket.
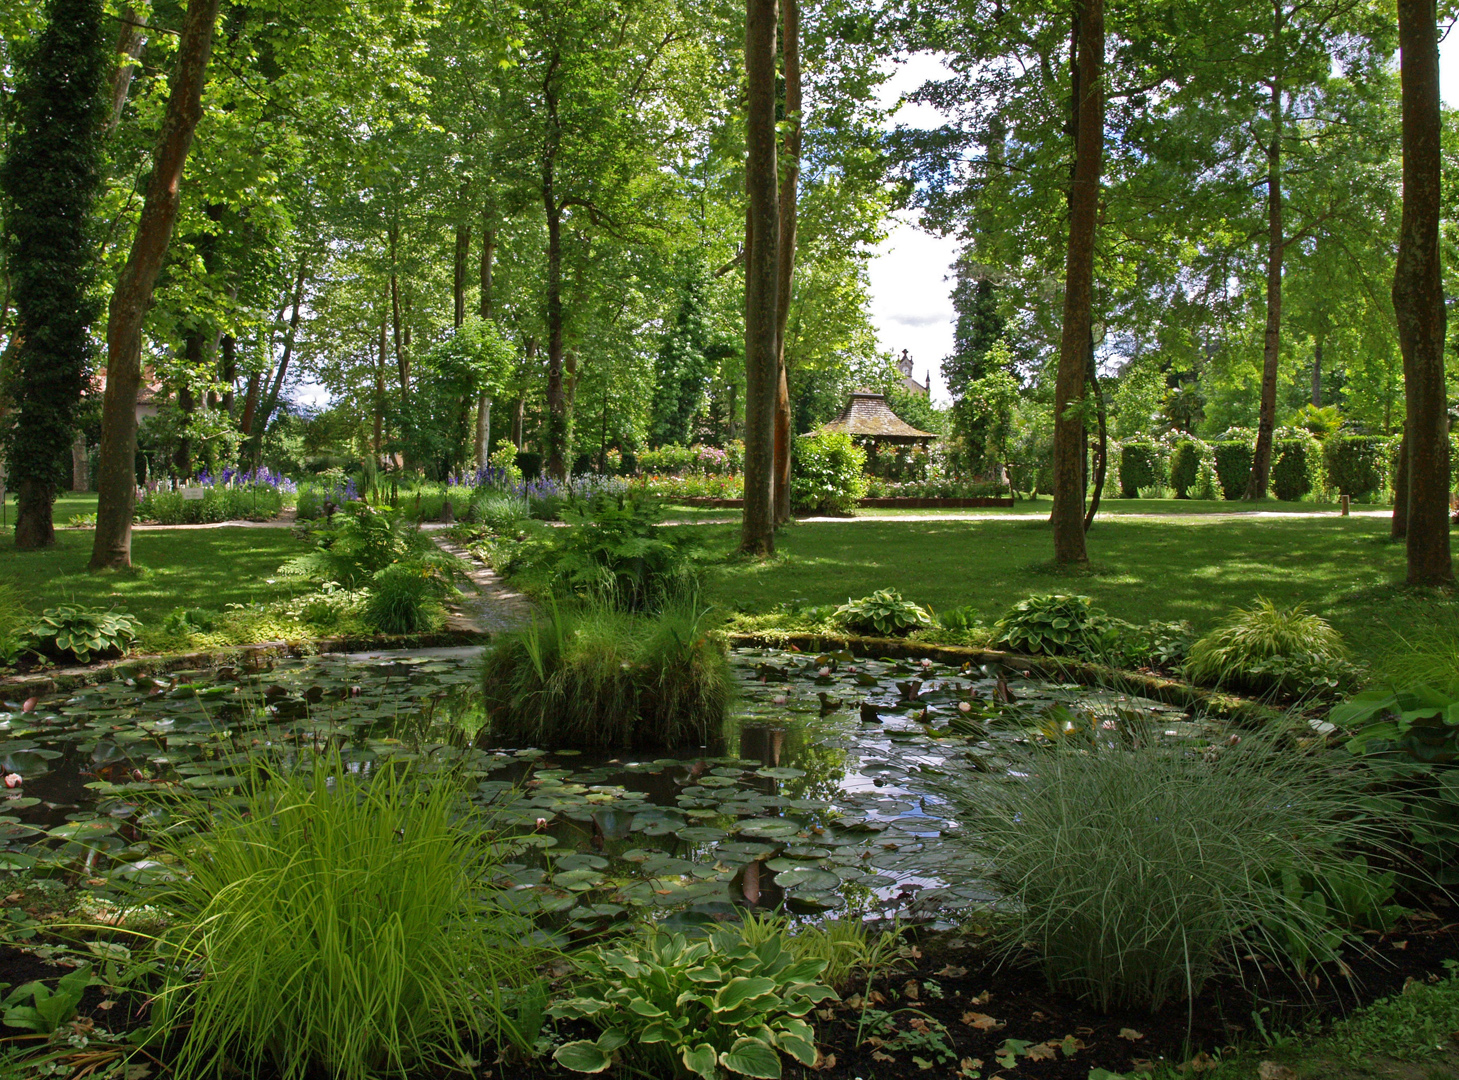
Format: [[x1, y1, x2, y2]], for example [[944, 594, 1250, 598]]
[[920, 658, 933, 669], [772, 694, 788, 705], [3, 774, 20, 789], [818, 666, 831, 677], [958, 701, 972, 713]]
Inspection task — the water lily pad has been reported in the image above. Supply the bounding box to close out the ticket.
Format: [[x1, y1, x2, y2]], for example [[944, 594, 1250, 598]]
[[774, 868, 841, 890], [736, 818, 803, 839]]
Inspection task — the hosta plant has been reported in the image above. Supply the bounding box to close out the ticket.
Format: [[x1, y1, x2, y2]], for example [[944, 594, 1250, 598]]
[[833, 589, 934, 637], [25, 606, 140, 663], [994, 594, 1108, 656], [550, 929, 837, 1079]]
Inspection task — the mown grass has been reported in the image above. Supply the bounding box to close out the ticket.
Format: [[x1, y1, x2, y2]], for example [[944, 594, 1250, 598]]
[[0, 528, 311, 627], [686, 515, 1452, 656]]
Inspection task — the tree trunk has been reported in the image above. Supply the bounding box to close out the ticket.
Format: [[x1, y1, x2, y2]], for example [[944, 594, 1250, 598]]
[[1052, 0, 1102, 564], [248, 251, 307, 461], [475, 224, 496, 469], [91, 0, 221, 570], [174, 371, 196, 477], [453, 221, 469, 329], [1245, 23, 1284, 500], [219, 333, 236, 415], [374, 315, 387, 456], [239, 373, 260, 436], [1392, 432, 1409, 539], [107, 6, 147, 133], [1394, 0, 1453, 585], [1084, 338, 1106, 533], [772, 0, 801, 528], [741, 0, 779, 556], [1312, 338, 1322, 407]]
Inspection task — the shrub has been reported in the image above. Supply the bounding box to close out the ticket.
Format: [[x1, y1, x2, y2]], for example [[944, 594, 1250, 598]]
[[550, 928, 834, 1079], [515, 451, 543, 480], [481, 599, 732, 750], [363, 557, 458, 634], [940, 738, 1387, 1011], [1212, 440, 1253, 499], [1184, 599, 1352, 696], [728, 912, 903, 994], [1168, 440, 1202, 498], [24, 605, 140, 664], [1324, 435, 1387, 499], [994, 594, 1109, 656], [280, 504, 430, 587], [149, 755, 539, 1080], [791, 431, 867, 515], [1118, 441, 1163, 498], [469, 489, 530, 533], [1271, 436, 1319, 501], [833, 589, 934, 636], [545, 495, 699, 611]]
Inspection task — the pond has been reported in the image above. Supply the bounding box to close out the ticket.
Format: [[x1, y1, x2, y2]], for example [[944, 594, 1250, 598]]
[[0, 644, 1221, 933]]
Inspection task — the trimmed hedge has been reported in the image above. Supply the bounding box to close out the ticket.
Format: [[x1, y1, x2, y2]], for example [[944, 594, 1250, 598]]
[[1212, 441, 1253, 500], [1271, 439, 1317, 502], [1119, 441, 1163, 498], [1169, 441, 1202, 499], [1324, 436, 1385, 498]]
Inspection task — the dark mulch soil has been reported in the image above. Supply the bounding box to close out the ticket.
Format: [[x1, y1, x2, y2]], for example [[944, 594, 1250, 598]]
[[3, 898, 1457, 1080]]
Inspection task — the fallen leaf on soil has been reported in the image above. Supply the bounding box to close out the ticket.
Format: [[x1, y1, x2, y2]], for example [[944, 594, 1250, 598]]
[[962, 1012, 1004, 1031], [969, 989, 993, 1005], [811, 1052, 836, 1071], [1258, 1063, 1297, 1080], [1132, 1059, 1157, 1073], [1031, 1010, 1049, 1022], [1119, 1028, 1146, 1041], [904, 979, 920, 1000], [1025, 1043, 1056, 1061], [1179, 1052, 1217, 1073], [958, 1059, 983, 1077], [871, 1051, 895, 1063], [1391, 939, 1408, 950], [1060, 1035, 1085, 1056], [816, 1008, 835, 1021], [938, 964, 968, 978]]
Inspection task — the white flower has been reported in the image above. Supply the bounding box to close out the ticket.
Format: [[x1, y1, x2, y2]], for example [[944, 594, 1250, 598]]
[[818, 666, 832, 677], [772, 695, 788, 705], [958, 701, 972, 713]]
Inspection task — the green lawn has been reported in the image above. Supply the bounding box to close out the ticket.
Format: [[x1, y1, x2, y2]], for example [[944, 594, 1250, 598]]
[[688, 514, 1452, 655], [0, 491, 99, 527], [0, 527, 310, 627]]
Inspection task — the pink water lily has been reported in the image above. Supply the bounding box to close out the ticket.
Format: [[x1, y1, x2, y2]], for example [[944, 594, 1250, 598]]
[[3, 774, 21, 789]]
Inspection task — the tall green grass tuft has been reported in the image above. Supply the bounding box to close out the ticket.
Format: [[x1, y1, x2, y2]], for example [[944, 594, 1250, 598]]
[[481, 597, 732, 750], [1369, 615, 1459, 697], [150, 754, 539, 1080], [728, 912, 903, 993], [940, 736, 1388, 1012], [0, 582, 28, 665], [1184, 598, 1350, 695]]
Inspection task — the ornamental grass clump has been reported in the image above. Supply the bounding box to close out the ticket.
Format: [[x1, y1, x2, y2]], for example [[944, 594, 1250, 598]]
[[149, 754, 539, 1080], [1184, 598, 1351, 696], [945, 737, 1384, 1012], [481, 598, 732, 750]]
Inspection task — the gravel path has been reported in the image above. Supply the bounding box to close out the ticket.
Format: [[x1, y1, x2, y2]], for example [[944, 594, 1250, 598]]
[[429, 534, 533, 635]]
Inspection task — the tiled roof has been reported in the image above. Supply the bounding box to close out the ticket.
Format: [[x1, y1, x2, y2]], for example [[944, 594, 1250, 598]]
[[818, 390, 938, 441]]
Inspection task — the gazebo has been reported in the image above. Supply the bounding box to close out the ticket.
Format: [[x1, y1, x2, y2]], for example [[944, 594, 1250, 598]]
[[817, 389, 938, 450]]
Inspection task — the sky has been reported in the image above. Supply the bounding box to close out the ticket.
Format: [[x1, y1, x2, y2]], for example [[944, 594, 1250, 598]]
[[867, 41, 1459, 407]]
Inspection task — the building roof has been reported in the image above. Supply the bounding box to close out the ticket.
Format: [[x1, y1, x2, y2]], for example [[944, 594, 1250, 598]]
[[818, 390, 939, 443]]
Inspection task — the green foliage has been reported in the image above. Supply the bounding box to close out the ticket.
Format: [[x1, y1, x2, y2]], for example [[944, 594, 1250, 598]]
[[1168, 439, 1203, 498], [281, 504, 432, 588], [1271, 436, 1320, 501], [1323, 435, 1387, 499], [545, 495, 699, 611], [727, 913, 903, 994], [135, 484, 287, 524], [833, 588, 934, 636], [1117, 441, 1163, 498], [150, 754, 537, 1080], [1369, 618, 1459, 697], [1329, 964, 1459, 1064], [791, 432, 867, 515], [24, 605, 139, 663], [994, 594, 1108, 657], [1212, 440, 1253, 500], [1292, 403, 1344, 438], [550, 928, 836, 1079], [1184, 599, 1352, 696], [942, 738, 1387, 1011], [0, 0, 109, 501], [363, 558, 457, 634], [481, 599, 732, 750], [469, 489, 530, 532], [650, 272, 725, 448], [0, 583, 27, 666], [2, 964, 91, 1033]]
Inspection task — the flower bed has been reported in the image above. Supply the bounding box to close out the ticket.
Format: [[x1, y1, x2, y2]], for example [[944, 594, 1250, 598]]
[[666, 495, 1016, 509]]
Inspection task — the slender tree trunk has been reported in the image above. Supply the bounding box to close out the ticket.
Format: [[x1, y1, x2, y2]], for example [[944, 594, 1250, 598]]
[[1084, 337, 1106, 533], [1392, 432, 1409, 539], [91, 0, 220, 570], [475, 224, 496, 468], [514, 337, 535, 450], [1052, 0, 1102, 564], [175, 368, 196, 477], [1312, 338, 1322, 407], [219, 333, 236, 415], [1395, 0, 1453, 585], [239, 373, 260, 436], [1245, 18, 1285, 500], [107, 6, 147, 133], [453, 221, 469, 329], [772, 0, 801, 528], [248, 251, 307, 461], [71, 435, 89, 492], [742, 0, 779, 555], [374, 315, 387, 457]]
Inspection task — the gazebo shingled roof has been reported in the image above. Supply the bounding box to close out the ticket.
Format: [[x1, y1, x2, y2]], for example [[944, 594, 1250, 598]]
[[818, 389, 938, 445]]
